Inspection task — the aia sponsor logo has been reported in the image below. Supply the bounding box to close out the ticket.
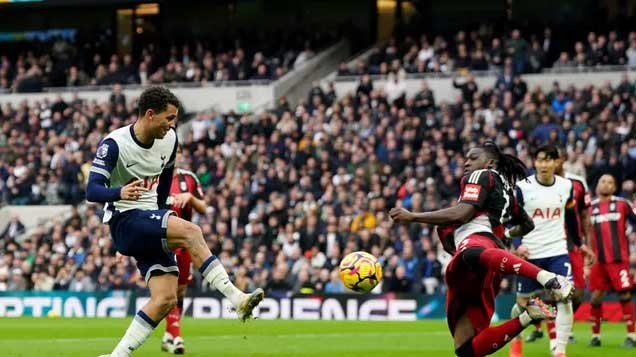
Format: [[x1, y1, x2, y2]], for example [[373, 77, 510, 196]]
[[532, 207, 562, 219]]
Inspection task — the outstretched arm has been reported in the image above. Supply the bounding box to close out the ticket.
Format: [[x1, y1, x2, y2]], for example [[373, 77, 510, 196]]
[[390, 203, 476, 226]]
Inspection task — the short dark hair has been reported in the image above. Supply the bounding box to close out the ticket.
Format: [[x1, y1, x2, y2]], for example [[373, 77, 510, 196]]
[[138, 86, 180, 117], [533, 144, 559, 160]]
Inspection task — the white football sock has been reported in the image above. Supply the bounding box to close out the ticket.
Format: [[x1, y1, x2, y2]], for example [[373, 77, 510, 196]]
[[537, 270, 555, 286], [199, 255, 245, 307], [554, 301, 573, 354], [519, 311, 533, 327], [111, 311, 156, 356]]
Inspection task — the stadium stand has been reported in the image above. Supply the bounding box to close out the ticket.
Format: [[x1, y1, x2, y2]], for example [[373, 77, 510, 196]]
[[1, 69, 635, 295], [337, 27, 636, 77], [0, 29, 337, 93]]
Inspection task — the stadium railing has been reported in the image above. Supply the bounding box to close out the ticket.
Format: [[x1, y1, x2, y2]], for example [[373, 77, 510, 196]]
[[329, 67, 636, 103], [0, 40, 351, 113], [0, 205, 74, 243]]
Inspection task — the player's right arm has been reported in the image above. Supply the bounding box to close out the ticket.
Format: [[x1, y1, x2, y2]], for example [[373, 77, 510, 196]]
[[86, 139, 146, 202], [172, 172, 207, 214]]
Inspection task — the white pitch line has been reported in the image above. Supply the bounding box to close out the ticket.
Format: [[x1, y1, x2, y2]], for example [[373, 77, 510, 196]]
[[0, 331, 450, 344]]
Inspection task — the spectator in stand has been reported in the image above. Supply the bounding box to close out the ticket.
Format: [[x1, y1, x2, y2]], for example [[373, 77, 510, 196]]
[[339, 27, 634, 78], [1, 213, 25, 241], [1, 71, 636, 295], [0, 29, 336, 92]]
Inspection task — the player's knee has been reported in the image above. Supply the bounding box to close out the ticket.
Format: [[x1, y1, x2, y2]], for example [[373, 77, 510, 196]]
[[590, 292, 603, 306], [182, 222, 202, 244], [154, 293, 178, 314], [618, 291, 631, 302], [461, 247, 485, 270], [455, 338, 475, 357], [511, 303, 523, 319], [516, 297, 529, 308]]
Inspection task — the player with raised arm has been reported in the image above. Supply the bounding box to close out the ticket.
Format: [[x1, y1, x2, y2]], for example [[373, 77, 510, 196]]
[[588, 174, 636, 348], [508, 145, 576, 357], [86, 86, 263, 357], [390, 141, 573, 357], [525, 147, 595, 344], [161, 147, 207, 354]]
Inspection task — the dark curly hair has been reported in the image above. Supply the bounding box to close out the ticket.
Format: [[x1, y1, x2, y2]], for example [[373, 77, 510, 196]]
[[482, 140, 528, 187], [138, 86, 180, 117]]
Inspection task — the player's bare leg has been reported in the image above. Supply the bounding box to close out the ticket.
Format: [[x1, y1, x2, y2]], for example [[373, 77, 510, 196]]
[[166, 215, 264, 321], [509, 296, 529, 357], [455, 298, 554, 357], [618, 291, 635, 347], [101, 273, 178, 356]]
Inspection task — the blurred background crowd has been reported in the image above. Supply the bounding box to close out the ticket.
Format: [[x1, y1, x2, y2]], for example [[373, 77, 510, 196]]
[[2, 64, 636, 295]]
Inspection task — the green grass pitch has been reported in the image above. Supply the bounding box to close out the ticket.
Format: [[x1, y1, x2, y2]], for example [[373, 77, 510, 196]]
[[0, 318, 633, 356]]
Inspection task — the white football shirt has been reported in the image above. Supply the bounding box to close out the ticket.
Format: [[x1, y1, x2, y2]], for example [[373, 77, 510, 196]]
[[89, 124, 177, 222], [516, 175, 574, 259]]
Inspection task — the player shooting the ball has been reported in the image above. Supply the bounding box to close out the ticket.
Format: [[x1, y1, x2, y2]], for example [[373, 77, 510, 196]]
[[389, 140, 574, 357], [87, 86, 264, 356]]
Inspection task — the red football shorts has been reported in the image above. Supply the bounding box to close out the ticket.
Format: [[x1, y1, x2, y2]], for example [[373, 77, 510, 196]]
[[446, 233, 503, 336], [589, 262, 633, 292]]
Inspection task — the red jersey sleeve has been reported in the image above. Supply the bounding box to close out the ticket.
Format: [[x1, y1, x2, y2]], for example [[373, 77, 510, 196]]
[[458, 170, 492, 209], [621, 200, 636, 226], [571, 179, 590, 211], [188, 172, 204, 199]]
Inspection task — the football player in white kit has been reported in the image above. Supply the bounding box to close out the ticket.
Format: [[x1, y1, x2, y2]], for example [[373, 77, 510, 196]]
[[508, 145, 575, 357], [87, 87, 264, 356]]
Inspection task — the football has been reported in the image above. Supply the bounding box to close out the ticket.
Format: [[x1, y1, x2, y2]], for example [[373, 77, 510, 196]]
[[338, 251, 383, 293]]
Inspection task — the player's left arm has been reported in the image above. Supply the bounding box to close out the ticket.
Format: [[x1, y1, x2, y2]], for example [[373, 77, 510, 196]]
[[507, 186, 531, 259], [506, 199, 535, 238], [624, 200, 636, 226], [156, 135, 178, 209]]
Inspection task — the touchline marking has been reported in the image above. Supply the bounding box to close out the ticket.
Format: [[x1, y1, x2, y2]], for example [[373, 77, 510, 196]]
[[0, 331, 449, 343]]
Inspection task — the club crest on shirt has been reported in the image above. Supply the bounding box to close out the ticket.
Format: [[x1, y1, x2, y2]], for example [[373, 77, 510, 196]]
[[96, 144, 108, 159]]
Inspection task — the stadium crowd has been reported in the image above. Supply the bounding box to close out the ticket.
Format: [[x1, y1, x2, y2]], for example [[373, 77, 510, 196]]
[[0, 29, 334, 93], [1, 69, 636, 296], [337, 27, 636, 77]]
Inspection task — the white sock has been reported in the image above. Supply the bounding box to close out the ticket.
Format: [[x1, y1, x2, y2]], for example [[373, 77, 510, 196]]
[[554, 301, 573, 354], [537, 270, 556, 286], [628, 332, 636, 339], [199, 255, 245, 306], [111, 311, 156, 356], [519, 311, 533, 327]]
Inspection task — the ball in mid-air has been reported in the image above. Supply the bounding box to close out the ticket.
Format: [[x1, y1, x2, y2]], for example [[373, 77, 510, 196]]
[[339, 251, 383, 293]]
